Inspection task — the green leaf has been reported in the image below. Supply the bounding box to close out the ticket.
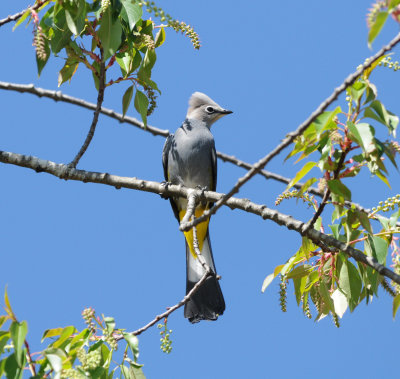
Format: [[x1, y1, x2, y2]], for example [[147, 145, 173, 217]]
[[138, 48, 156, 81], [327, 179, 351, 201], [390, 208, 400, 227], [375, 170, 391, 188], [286, 265, 313, 280], [50, 9, 73, 54], [331, 289, 348, 318], [45, 348, 66, 374], [70, 328, 91, 350], [12, 9, 31, 31], [104, 317, 116, 334], [116, 51, 133, 77], [365, 100, 398, 137], [318, 281, 335, 313], [123, 333, 140, 361], [393, 294, 400, 319], [261, 273, 275, 293], [129, 364, 146, 379], [41, 327, 63, 342], [0, 315, 8, 328], [121, 365, 132, 379], [98, 7, 123, 60], [4, 353, 25, 379], [287, 161, 317, 189], [91, 367, 107, 379], [65, 9, 78, 35], [389, 0, 400, 10], [355, 210, 372, 234], [349, 81, 367, 103], [121, 0, 143, 31], [348, 122, 376, 154], [10, 321, 27, 367], [365, 236, 388, 265], [155, 27, 166, 48], [0, 332, 9, 355], [304, 271, 319, 290], [368, 11, 389, 47], [122, 86, 134, 116], [338, 260, 362, 312], [58, 59, 79, 87], [134, 90, 149, 126], [52, 326, 76, 348]]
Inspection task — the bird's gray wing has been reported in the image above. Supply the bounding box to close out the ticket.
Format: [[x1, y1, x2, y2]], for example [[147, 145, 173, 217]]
[[162, 134, 180, 222], [211, 142, 217, 192], [162, 134, 172, 182]]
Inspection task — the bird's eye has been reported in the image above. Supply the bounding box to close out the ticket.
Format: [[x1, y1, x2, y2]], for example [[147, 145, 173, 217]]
[[205, 106, 215, 114]]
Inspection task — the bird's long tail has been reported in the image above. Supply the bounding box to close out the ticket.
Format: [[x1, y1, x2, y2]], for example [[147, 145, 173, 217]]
[[184, 231, 225, 323]]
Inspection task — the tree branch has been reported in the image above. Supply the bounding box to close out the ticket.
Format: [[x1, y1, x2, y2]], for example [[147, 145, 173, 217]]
[[0, 149, 399, 285], [180, 31, 400, 232], [0, 81, 169, 137], [116, 269, 211, 338], [69, 61, 105, 168], [0, 1, 46, 27]]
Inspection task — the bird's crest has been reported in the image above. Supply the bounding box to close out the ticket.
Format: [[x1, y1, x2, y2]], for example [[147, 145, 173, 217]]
[[188, 92, 218, 114]]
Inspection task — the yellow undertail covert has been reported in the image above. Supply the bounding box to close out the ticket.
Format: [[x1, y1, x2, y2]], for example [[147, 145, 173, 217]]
[[179, 207, 210, 259]]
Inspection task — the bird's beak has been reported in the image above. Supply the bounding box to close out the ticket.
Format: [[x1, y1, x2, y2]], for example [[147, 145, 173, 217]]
[[219, 109, 233, 115]]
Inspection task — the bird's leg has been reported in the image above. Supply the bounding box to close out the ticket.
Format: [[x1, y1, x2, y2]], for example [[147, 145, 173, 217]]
[[195, 185, 208, 207], [159, 180, 173, 199]]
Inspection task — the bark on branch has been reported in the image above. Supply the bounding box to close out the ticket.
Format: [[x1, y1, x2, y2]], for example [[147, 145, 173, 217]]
[[0, 1, 47, 27], [0, 149, 399, 285]]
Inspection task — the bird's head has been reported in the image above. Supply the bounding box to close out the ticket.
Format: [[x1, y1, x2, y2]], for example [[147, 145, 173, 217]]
[[186, 92, 232, 127]]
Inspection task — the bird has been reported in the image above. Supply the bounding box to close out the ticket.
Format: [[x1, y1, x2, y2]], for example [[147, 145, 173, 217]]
[[162, 92, 232, 323]]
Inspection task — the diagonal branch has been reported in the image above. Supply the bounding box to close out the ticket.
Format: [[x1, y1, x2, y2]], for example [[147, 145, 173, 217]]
[[180, 31, 400, 232], [69, 61, 105, 168], [117, 269, 211, 338], [0, 149, 399, 285], [0, 1, 47, 27]]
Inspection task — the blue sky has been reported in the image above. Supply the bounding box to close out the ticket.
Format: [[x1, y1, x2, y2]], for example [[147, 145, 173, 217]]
[[1, 1, 400, 378]]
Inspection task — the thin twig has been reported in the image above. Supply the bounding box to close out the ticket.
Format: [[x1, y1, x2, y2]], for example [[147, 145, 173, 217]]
[[24, 340, 36, 376], [0, 149, 399, 285], [306, 146, 350, 230], [69, 61, 105, 168], [116, 269, 211, 338], [192, 224, 209, 271], [0, 1, 46, 27], [180, 32, 400, 232]]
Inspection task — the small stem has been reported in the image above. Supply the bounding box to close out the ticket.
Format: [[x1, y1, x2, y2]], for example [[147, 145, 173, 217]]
[[69, 57, 105, 168], [25, 340, 36, 376]]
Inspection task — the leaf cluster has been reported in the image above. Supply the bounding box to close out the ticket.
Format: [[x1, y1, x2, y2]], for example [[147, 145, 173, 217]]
[[15, 0, 169, 125], [0, 291, 146, 378], [264, 54, 400, 324]]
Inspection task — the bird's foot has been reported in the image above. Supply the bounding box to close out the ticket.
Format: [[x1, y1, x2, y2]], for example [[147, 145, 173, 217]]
[[195, 185, 208, 205], [160, 181, 173, 199]]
